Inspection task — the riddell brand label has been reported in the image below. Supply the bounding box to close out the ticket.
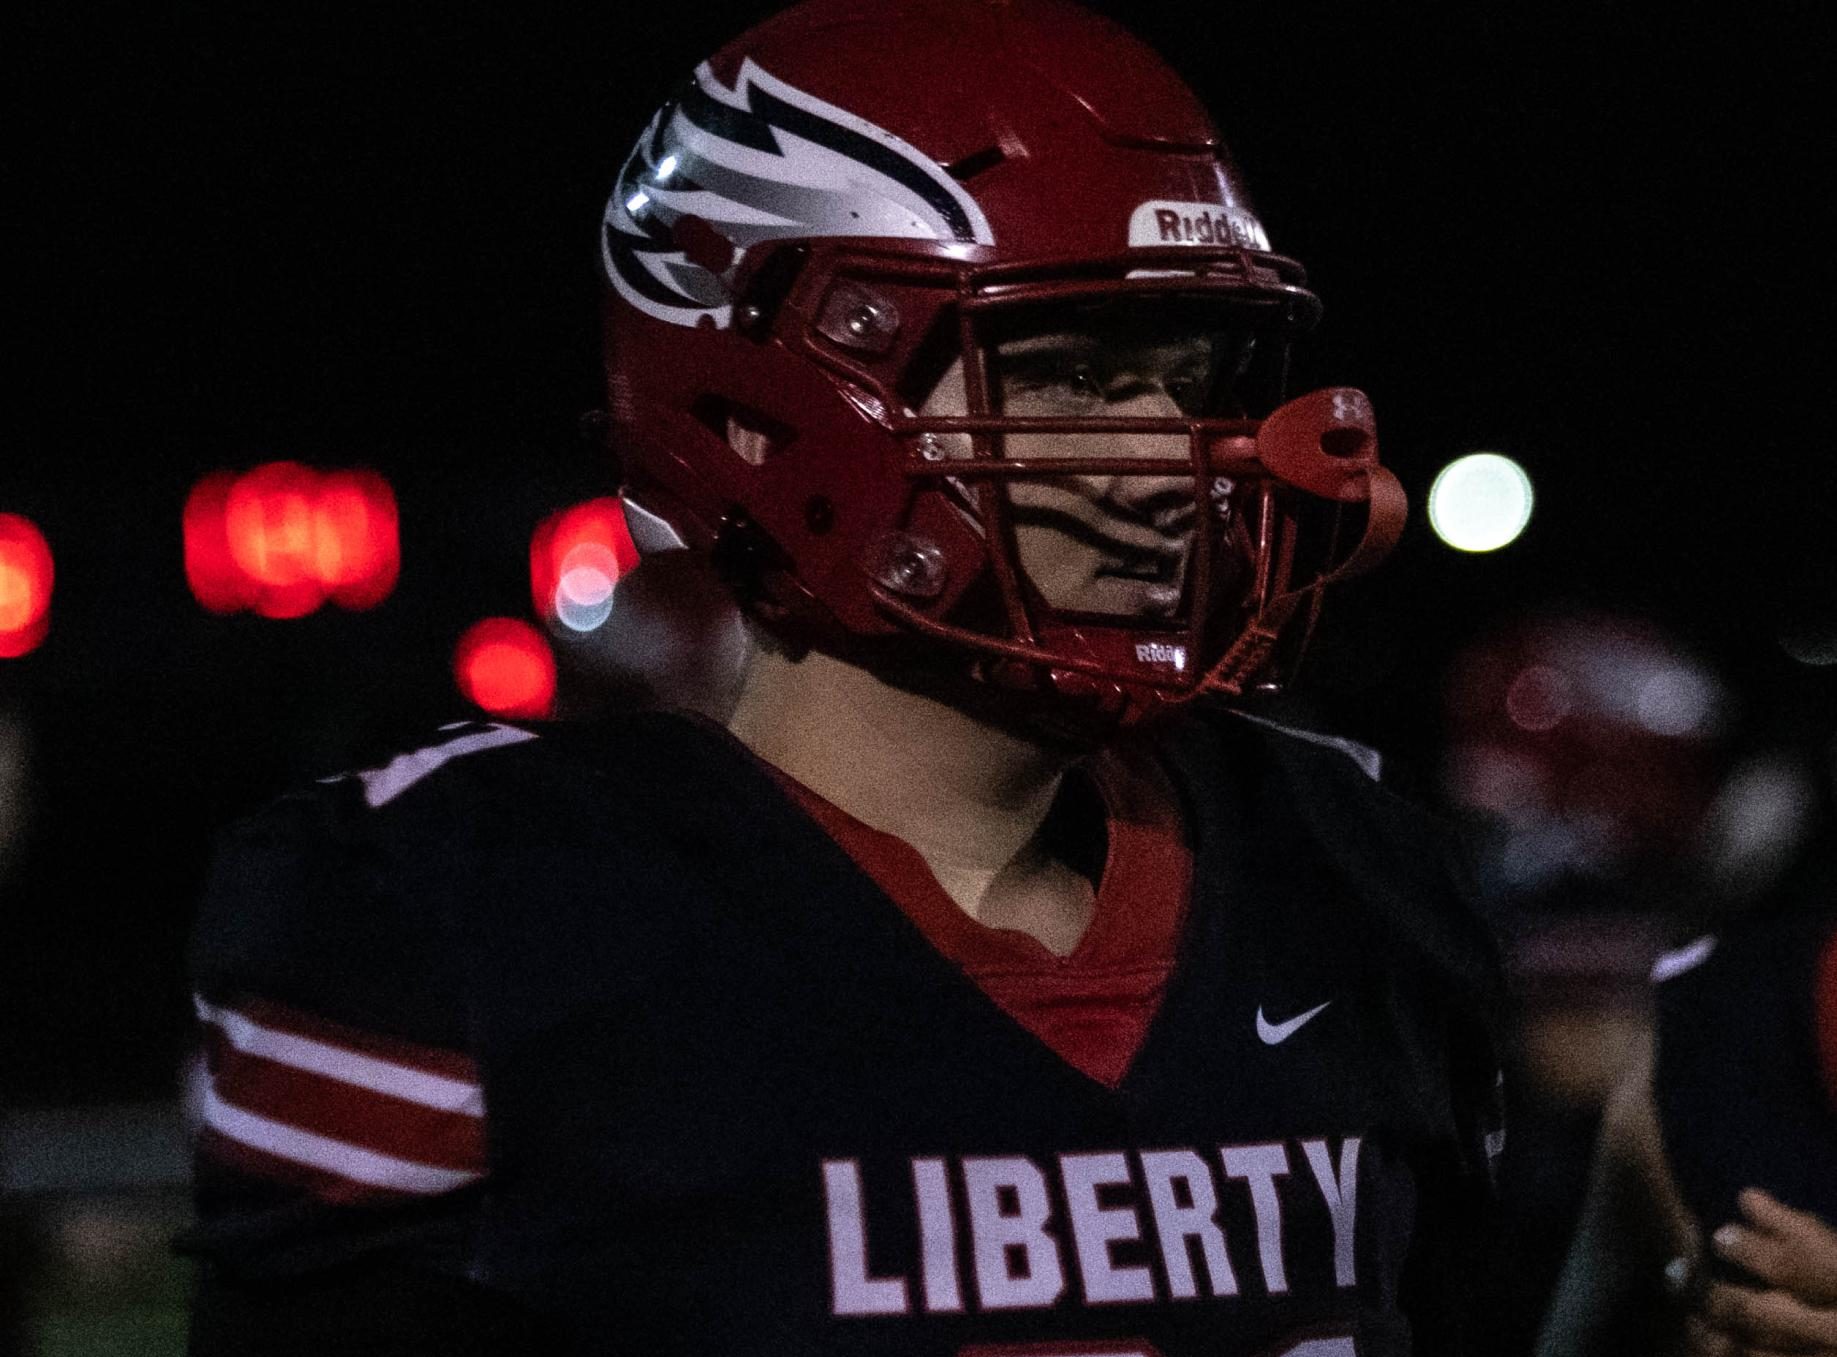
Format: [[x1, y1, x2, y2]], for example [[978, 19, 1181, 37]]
[[1128, 200, 1271, 251], [1135, 642, 1188, 670]]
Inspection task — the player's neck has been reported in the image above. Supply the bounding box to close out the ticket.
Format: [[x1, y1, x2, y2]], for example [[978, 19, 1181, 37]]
[[727, 646, 1087, 929]]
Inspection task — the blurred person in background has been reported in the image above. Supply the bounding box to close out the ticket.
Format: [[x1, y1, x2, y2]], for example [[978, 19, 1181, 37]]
[[1439, 612, 1743, 1349], [173, 2, 1514, 1354], [1439, 611, 1837, 1352], [1537, 726, 1836, 1356]]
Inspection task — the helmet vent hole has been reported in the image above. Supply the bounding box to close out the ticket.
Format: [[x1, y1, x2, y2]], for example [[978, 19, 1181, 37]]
[[944, 145, 1007, 182], [692, 397, 795, 468]]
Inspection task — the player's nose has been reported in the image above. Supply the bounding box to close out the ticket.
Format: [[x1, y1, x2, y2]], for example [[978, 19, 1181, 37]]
[[1096, 386, 1194, 532]]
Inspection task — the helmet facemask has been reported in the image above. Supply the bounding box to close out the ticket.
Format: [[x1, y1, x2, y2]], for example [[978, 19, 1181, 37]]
[[678, 240, 1401, 729]]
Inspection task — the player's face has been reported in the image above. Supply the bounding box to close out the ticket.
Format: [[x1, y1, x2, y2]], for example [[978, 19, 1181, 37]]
[[920, 301, 1255, 622]]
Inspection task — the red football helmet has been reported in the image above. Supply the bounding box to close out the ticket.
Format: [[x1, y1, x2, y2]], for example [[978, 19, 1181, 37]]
[[601, 0, 1404, 728]]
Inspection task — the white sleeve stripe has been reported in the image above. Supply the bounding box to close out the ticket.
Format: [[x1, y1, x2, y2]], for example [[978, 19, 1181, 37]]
[[200, 1083, 481, 1195], [195, 998, 484, 1117], [353, 723, 538, 809]]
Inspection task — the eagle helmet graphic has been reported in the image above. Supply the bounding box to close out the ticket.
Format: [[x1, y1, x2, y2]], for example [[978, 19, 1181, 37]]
[[604, 57, 994, 329]]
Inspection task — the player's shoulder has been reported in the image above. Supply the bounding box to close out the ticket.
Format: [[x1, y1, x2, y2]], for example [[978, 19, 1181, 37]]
[[1154, 702, 1501, 1002], [1152, 699, 1441, 863], [1219, 706, 1388, 783], [224, 709, 736, 844], [192, 710, 737, 995]]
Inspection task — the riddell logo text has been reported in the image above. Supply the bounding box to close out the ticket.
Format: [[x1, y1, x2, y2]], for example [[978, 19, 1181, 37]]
[[1155, 209, 1256, 247], [1135, 642, 1186, 669], [1127, 200, 1271, 253]]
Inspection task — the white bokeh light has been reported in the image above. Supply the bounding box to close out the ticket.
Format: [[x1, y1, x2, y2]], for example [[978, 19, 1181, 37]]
[[1428, 453, 1535, 552], [553, 542, 621, 633], [1635, 666, 1718, 737]]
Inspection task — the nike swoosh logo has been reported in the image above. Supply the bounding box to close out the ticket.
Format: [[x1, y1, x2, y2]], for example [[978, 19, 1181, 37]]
[[1256, 1000, 1332, 1045]]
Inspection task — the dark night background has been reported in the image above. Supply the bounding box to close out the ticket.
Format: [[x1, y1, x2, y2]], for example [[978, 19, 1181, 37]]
[[4, 0, 1831, 1116]]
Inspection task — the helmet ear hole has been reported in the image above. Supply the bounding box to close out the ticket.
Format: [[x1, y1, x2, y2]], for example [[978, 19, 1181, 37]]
[[691, 397, 794, 467], [727, 416, 773, 467]]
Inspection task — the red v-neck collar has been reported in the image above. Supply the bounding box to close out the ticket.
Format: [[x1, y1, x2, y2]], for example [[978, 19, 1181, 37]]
[[767, 742, 1193, 1087]]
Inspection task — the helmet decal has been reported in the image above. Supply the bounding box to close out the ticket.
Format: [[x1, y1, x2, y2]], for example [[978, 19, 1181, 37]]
[[1127, 199, 1270, 251], [603, 58, 996, 328]]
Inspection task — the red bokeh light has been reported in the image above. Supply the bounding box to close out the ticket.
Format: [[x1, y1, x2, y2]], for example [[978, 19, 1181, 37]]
[[313, 471, 400, 608], [0, 513, 54, 658], [184, 463, 399, 617], [453, 617, 556, 719], [530, 498, 639, 622]]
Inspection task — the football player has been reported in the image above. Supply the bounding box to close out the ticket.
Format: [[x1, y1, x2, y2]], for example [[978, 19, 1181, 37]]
[[181, 2, 1504, 1353]]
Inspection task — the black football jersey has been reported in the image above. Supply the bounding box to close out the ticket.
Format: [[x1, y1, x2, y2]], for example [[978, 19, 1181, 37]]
[[182, 709, 1504, 1356]]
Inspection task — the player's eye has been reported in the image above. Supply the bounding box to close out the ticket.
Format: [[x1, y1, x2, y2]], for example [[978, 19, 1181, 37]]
[[1064, 365, 1103, 400], [997, 355, 1106, 412]]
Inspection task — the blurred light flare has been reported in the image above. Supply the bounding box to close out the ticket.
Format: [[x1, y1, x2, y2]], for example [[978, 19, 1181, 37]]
[[186, 464, 398, 617], [555, 542, 621, 633], [1443, 610, 1733, 889], [1428, 452, 1534, 552], [1778, 623, 1837, 666], [1699, 757, 1818, 897], [1635, 666, 1717, 737], [0, 513, 54, 658], [1504, 664, 1572, 733], [1450, 743, 1548, 826], [531, 498, 639, 634], [454, 617, 556, 719]]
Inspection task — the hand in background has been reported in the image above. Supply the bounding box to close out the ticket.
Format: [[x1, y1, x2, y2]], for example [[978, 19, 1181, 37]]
[[1684, 1189, 1837, 1356]]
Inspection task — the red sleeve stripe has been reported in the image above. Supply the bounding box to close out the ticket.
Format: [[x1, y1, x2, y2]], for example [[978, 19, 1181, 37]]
[[202, 1027, 486, 1173], [198, 1081, 483, 1196], [194, 995, 483, 1115]]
